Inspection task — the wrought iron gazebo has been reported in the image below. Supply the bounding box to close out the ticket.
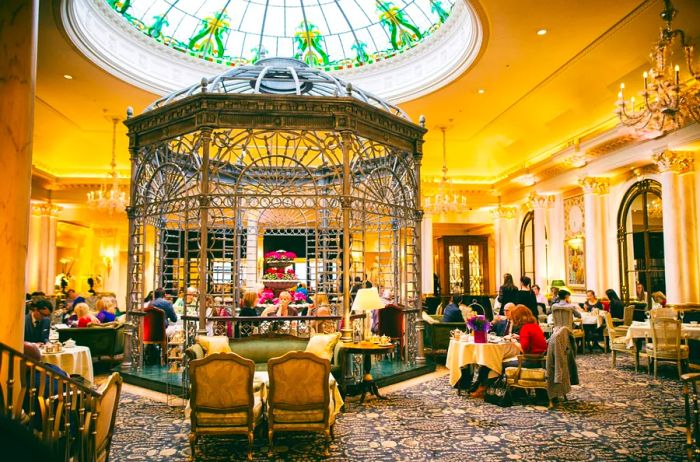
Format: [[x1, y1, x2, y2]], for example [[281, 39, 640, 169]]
[[122, 58, 427, 368]]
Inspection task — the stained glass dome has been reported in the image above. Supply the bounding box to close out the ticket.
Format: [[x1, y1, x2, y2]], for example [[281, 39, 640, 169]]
[[105, 0, 455, 71]]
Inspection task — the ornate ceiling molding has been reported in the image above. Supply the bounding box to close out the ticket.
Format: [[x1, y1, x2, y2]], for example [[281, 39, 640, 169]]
[[578, 177, 609, 195], [652, 149, 695, 174]]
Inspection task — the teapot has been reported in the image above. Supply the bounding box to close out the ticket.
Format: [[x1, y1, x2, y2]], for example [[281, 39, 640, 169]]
[[63, 338, 76, 348], [379, 335, 391, 345], [450, 329, 463, 341], [45, 341, 63, 354]]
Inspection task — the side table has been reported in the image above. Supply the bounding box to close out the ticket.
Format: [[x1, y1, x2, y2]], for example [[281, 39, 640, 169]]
[[340, 342, 395, 404]]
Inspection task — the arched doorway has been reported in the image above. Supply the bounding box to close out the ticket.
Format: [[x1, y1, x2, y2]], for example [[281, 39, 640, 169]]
[[617, 179, 664, 306], [520, 211, 535, 283]]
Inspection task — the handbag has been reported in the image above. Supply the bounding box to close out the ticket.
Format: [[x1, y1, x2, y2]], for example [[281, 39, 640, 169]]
[[484, 375, 512, 407]]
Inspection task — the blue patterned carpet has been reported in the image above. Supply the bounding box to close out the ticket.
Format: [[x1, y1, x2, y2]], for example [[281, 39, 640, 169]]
[[110, 354, 686, 461]]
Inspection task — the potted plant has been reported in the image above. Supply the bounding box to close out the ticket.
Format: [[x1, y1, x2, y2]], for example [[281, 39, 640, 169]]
[[467, 315, 491, 343]]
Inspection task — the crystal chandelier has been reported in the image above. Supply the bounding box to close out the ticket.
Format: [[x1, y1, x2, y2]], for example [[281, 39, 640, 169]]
[[616, 0, 700, 135], [423, 127, 466, 215], [87, 118, 128, 215]]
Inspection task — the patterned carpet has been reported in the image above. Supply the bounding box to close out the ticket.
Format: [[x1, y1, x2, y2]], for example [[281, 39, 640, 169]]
[[110, 353, 687, 461]]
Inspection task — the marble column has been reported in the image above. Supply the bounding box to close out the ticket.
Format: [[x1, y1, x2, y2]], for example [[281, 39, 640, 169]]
[[491, 206, 516, 284], [530, 194, 550, 289], [580, 177, 609, 295], [545, 194, 565, 283], [0, 0, 39, 350], [421, 212, 434, 295], [654, 150, 696, 304]]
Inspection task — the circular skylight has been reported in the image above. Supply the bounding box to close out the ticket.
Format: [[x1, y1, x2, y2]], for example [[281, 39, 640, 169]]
[[104, 0, 455, 71], [61, 0, 483, 102]]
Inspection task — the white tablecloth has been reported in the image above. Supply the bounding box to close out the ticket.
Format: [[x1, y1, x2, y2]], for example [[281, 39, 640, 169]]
[[253, 371, 343, 414], [445, 338, 522, 386], [42, 346, 94, 382], [624, 321, 700, 348]]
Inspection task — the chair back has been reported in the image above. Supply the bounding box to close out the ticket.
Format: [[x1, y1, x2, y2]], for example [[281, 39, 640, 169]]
[[93, 372, 123, 461], [267, 351, 330, 415], [189, 353, 256, 422], [651, 307, 677, 319], [378, 304, 405, 339], [649, 317, 682, 352], [143, 306, 166, 342], [552, 307, 574, 329], [623, 305, 635, 326], [603, 311, 618, 340]]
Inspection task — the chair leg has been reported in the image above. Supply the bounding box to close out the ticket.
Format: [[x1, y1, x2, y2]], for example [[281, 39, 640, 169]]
[[268, 429, 274, 457], [678, 360, 683, 379], [611, 350, 616, 368], [247, 431, 254, 461], [654, 358, 658, 380], [189, 433, 197, 460], [330, 423, 335, 440], [324, 429, 331, 457]]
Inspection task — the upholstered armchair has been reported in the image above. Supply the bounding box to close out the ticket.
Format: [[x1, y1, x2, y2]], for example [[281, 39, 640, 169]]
[[142, 306, 167, 366], [89, 372, 123, 462], [504, 354, 551, 408], [188, 352, 263, 461], [267, 351, 336, 457]]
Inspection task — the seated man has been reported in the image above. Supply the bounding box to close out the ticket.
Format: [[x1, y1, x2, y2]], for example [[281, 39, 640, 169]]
[[24, 299, 52, 344], [490, 302, 516, 337], [442, 294, 465, 323]]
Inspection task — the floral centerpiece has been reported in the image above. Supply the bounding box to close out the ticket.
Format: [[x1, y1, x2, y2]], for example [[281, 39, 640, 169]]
[[262, 267, 298, 280], [466, 314, 491, 343], [264, 250, 297, 263], [258, 288, 275, 305]]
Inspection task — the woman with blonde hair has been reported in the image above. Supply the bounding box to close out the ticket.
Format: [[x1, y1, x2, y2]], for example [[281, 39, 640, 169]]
[[75, 302, 100, 328], [261, 291, 298, 317], [95, 296, 117, 323]]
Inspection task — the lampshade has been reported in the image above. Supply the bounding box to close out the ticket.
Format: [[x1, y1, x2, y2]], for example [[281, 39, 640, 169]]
[[550, 280, 566, 288], [351, 287, 385, 311]]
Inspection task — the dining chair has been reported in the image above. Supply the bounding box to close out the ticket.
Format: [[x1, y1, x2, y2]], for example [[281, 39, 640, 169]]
[[603, 311, 639, 372], [646, 317, 688, 379], [682, 372, 700, 461], [552, 307, 585, 352], [378, 304, 405, 360], [651, 307, 677, 319], [189, 352, 263, 461], [142, 306, 167, 366]]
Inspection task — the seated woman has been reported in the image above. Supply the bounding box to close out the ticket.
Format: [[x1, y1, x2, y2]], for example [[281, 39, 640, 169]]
[[304, 292, 329, 317], [261, 291, 299, 317], [582, 290, 604, 351], [95, 296, 117, 323], [74, 302, 100, 328], [551, 289, 581, 318], [606, 289, 624, 320], [471, 305, 546, 398], [239, 289, 259, 317], [651, 291, 667, 308]]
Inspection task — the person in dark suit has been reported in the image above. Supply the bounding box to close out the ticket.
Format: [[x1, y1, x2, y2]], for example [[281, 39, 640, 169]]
[[24, 299, 52, 344], [442, 294, 465, 323]]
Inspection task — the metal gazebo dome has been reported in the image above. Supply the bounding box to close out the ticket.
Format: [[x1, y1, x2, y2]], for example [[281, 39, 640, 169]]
[[147, 57, 408, 119]]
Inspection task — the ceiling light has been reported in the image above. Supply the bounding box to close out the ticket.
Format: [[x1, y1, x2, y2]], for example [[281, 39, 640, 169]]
[[477, 89, 485, 94], [63, 74, 73, 80], [423, 127, 466, 215], [513, 173, 536, 186], [536, 29, 547, 36], [86, 118, 128, 215], [616, 0, 700, 134]]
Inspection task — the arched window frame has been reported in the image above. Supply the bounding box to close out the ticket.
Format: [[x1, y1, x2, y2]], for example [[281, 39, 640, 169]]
[[617, 179, 664, 306], [520, 211, 535, 284]]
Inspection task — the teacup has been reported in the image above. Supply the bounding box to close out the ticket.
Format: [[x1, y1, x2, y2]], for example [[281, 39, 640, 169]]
[[64, 339, 76, 348], [691, 321, 698, 325]]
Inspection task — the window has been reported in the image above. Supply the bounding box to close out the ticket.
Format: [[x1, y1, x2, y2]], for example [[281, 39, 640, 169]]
[[617, 180, 664, 306], [520, 211, 535, 283]]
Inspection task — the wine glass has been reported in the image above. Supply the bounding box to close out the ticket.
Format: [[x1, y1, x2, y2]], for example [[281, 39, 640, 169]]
[[645, 310, 650, 323], [679, 310, 685, 323]]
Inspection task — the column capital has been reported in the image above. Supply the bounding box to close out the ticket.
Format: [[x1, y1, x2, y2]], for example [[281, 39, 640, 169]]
[[491, 206, 517, 220], [653, 149, 694, 174], [528, 193, 551, 210], [578, 177, 609, 195], [31, 202, 61, 217]]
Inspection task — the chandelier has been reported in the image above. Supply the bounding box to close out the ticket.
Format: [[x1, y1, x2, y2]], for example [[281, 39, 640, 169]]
[[423, 127, 466, 215], [616, 0, 700, 135], [87, 118, 128, 214]]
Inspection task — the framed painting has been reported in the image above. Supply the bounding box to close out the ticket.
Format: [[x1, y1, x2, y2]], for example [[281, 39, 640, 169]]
[[565, 238, 585, 289]]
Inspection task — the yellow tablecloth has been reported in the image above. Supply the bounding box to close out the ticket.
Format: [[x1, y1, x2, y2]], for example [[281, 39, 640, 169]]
[[624, 321, 700, 348], [445, 338, 522, 386], [42, 345, 94, 382], [253, 371, 344, 415]]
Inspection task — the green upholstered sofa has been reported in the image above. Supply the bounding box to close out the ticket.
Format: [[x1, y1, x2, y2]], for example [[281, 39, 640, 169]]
[[184, 334, 343, 378], [423, 315, 465, 360], [57, 325, 125, 359]]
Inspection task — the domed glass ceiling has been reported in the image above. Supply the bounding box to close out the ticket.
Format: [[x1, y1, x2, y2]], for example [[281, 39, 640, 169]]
[[105, 0, 455, 71]]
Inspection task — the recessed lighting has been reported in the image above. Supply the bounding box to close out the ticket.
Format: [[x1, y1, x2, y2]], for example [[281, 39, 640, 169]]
[[63, 74, 73, 80], [537, 29, 548, 36], [477, 89, 485, 94]]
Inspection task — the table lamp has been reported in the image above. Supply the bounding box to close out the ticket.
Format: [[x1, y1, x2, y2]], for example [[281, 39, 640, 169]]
[[351, 287, 385, 342]]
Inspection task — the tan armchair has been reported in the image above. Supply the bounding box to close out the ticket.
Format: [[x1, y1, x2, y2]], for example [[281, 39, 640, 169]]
[[646, 317, 688, 379], [82, 372, 122, 462], [603, 311, 639, 372], [267, 351, 336, 457], [504, 354, 551, 408], [552, 307, 585, 352], [188, 352, 263, 461]]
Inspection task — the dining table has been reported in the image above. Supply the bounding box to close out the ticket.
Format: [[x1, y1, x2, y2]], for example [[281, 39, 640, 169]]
[[41, 345, 94, 383], [445, 336, 522, 387], [624, 320, 700, 348]]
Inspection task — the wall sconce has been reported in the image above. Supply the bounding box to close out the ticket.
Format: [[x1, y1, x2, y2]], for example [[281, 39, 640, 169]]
[[103, 255, 113, 277]]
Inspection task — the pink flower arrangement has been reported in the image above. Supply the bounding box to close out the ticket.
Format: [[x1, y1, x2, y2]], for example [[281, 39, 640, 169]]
[[258, 289, 275, 304], [264, 250, 297, 262], [262, 268, 298, 280]]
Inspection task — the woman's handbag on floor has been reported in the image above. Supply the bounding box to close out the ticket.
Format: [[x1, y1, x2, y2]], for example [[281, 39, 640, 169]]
[[454, 364, 475, 396], [484, 375, 512, 407]]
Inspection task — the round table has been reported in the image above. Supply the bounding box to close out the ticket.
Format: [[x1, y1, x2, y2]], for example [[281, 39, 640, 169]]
[[340, 342, 394, 403], [445, 338, 522, 387], [41, 345, 94, 383]]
